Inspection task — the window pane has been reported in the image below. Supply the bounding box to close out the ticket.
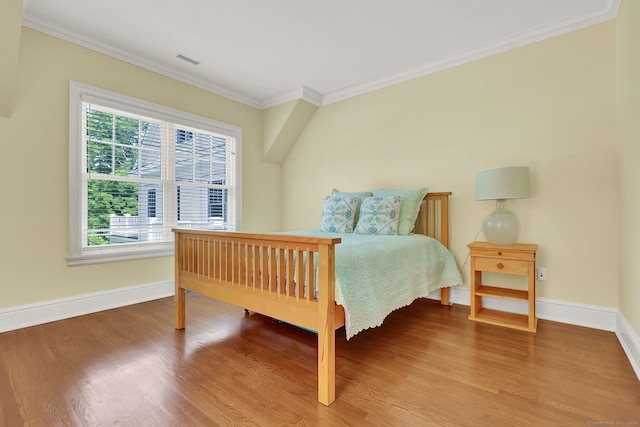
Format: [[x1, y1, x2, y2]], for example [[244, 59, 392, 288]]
[[208, 187, 227, 221], [175, 132, 229, 185], [212, 136, 227, 162], [138, 184, 164, 242], [194, 133, 210, 158], [86, 109, 113, 143], [212, 162, 226, 183], [175, 157, 193, 182], [142, 122, 162, 150], [87, 180, 166, 245], [176, 129, 193, 145], [115, 146, 138, 176], [88, 142, 113, 174], [87, 179, 139, 246], [194, 159, 210, 183], [177, 185, 226, 229], [139, 149, 161, 179], [177, 185, 206, 226], [115, 115, 140, 146]]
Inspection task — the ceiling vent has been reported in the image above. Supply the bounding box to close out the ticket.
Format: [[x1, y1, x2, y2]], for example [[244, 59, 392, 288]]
[[176, 54, 200, 66]]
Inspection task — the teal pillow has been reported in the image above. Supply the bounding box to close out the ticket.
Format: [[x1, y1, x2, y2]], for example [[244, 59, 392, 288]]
[[318, 196, 359, 233], [331, 189, 373, 224], [354, 196, 402, 235], [373, 187, 429, 235]]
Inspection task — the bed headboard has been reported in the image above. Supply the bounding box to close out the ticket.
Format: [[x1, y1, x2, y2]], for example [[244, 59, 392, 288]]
[[414, 192, 451, 248]]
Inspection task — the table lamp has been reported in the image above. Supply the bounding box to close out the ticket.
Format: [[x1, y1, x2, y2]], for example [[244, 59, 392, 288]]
[[475, 166, 530, 245]]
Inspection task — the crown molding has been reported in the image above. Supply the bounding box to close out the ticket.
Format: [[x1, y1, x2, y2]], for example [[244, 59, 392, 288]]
[[261, 85, 323, 109], [300, 86, 323, 107], [22, 0, 620, 110], [21, 17, 265, 109], [321, 0, 621, 106]]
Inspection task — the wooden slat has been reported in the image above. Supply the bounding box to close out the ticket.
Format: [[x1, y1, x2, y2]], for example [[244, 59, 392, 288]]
[[270, 247, 276, 293], [306, 250, 314, 302], [278, 247, 285, 295], [295, 249, 303, 301], [215, 239, 222, 280], [253, 245, 260, 290], [240, 242, 247, 286], [260, 244, 265, 291], [287, 249, 294, 297]]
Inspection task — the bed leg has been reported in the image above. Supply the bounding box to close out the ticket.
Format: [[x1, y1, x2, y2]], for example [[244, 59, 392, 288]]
[[317, 244, 337, 406], [317, 328, 336, 406], [440, 287, 450, 306], [175, 286, 185, 330]]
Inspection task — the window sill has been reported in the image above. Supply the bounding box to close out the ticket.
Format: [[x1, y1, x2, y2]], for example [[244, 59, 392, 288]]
[[67, 245, 174, 266]]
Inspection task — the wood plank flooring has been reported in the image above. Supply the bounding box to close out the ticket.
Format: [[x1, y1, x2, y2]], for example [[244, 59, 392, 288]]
[[0, 294, 638, 426]]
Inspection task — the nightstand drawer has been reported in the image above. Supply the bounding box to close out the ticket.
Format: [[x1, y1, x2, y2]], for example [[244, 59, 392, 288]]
[[470, 248, 535, 261], [474, 257, 530, 275]]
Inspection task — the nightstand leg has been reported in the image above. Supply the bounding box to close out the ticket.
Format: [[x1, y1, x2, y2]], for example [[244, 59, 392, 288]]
[[528, 260, 536, 331], [470, 257, 482, 319], [473, 270, 483, 318]]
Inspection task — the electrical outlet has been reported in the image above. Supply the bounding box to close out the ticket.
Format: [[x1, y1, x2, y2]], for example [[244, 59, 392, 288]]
[[537, 267, 547, 281]]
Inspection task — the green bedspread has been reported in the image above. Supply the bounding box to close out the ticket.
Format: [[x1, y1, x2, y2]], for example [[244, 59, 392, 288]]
[[282, 231, 463, 339]]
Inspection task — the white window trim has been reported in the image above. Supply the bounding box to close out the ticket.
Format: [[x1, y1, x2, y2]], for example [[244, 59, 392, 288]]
[[68, 81, 242, 266]]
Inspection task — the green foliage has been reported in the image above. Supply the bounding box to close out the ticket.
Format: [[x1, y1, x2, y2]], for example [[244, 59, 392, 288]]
[[86, 109, 147, 246]]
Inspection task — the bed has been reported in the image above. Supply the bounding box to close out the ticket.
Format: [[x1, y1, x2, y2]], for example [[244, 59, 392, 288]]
[[173, 191, 461, 406]]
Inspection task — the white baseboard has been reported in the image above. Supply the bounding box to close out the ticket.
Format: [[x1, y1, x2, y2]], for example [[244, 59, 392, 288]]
[[536, 297, 619, 332], [0, 281, 174, 333], [441, 286, 617, 331], [616, 311, 640, 381]]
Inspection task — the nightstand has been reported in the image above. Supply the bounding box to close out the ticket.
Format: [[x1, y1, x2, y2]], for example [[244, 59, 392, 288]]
[[468, 241, 538, 332]]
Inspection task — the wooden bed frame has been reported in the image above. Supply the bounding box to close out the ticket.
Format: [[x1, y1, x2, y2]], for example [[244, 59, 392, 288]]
[[174, 192, 453, 406]]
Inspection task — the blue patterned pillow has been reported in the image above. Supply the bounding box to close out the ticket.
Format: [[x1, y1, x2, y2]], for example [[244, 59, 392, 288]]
[[373, 187, 429, 235], [318, 196, 360, 233], [354, 196, 402, 235], [331, 189, 373, 224]]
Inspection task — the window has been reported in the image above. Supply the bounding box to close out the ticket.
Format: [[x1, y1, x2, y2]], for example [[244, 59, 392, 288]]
[[68, 82, 242, 265]]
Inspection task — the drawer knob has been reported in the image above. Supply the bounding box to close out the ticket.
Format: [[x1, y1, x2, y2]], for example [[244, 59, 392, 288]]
[[497, 262, 504, 269], [498, 251, 503, 256]]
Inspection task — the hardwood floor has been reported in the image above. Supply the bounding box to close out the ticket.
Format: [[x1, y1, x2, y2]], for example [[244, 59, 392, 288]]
[[1, 294, 638, 426]]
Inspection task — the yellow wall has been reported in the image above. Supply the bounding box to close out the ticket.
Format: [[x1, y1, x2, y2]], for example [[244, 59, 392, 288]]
[[0, 18, 629, 325], [281, 22, 618, 307], [0, 0, 22, 117], [0, 28, 279, 308], [617, 0, 640, 335]]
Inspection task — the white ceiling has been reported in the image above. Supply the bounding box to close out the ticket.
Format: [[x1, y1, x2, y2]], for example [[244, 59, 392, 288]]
[[22, 0, 618, 109]]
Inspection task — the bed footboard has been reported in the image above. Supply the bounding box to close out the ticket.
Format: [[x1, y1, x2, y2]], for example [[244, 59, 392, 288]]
[[173, 230, 342, 405]]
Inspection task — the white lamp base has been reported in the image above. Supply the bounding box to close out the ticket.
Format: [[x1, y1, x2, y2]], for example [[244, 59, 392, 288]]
[[482, 199, 519, 245]]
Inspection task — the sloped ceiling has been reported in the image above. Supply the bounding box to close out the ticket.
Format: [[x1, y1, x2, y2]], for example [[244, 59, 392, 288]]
[[22, 0, 619, 109]]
